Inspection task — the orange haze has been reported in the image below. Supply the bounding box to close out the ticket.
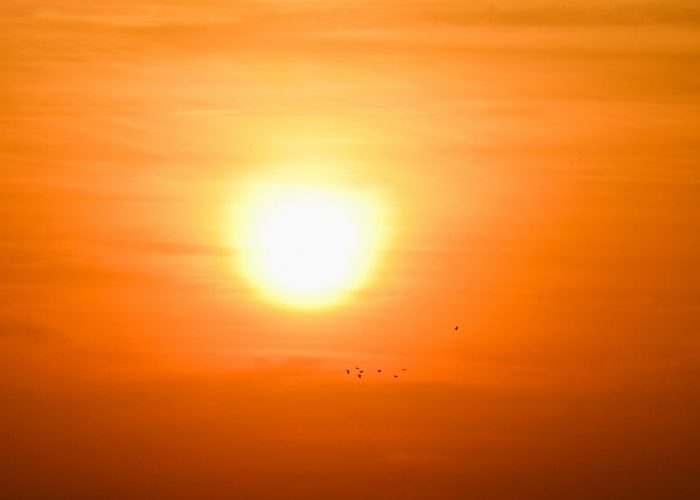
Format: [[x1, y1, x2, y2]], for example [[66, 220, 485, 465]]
[[2, 1, 700, 499]]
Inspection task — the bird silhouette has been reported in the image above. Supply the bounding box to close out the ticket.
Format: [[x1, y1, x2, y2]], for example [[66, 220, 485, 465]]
[[345, 369, 350, 374], [401, 368, 406, 371], [377, 369, 382, 373], [358, 374, 362, 379], [393, 375, 398, 378], [454, 326, 459, 331], [359, 370, 364, 374]]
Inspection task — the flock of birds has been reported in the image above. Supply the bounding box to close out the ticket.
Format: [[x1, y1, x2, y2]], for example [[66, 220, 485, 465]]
[[345, 325, 459, 380], [345, 367, 407, 379]]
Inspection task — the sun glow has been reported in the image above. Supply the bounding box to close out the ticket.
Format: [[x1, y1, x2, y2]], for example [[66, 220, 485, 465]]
[[234, 182, 385, 309]]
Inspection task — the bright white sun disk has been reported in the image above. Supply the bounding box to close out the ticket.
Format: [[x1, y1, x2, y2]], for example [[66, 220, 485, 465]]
[[234, 184, 383, 309]]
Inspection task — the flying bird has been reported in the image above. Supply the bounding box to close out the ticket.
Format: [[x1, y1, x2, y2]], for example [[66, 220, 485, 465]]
[[401, 368, 407, 371], [393, 375, 398, 378], [454, 326, 459, 331], [377, 369, 382, 373], [345, 369, 350, 374], [358, 374, 362, 379]]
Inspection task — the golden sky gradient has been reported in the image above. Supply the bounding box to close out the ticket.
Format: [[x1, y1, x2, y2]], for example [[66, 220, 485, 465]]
[[2, 1, 700, 498]]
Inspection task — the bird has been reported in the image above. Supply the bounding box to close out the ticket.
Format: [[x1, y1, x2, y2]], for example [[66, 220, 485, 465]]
[[393, 375, 398, 378], [377, 369, 382, 373], [359, 370, 364, 374], [401, 368, 406, 371], [358, 374, 362, 379], [454, 325, 459, 331], [345, 369, 350, 374]]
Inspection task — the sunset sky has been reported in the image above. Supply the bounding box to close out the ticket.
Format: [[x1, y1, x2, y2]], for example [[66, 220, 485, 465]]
[[2, 1, 700, 499]]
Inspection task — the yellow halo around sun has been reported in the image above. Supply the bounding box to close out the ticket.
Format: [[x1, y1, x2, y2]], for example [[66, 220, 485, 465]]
[[233, 182, 385, 310]]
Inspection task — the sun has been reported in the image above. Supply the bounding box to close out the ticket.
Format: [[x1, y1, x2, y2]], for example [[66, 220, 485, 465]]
[[233, 182, 384, 309]]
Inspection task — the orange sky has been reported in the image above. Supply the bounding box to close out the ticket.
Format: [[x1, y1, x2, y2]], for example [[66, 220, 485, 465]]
[[2, 1, 700, 499]]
